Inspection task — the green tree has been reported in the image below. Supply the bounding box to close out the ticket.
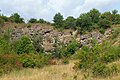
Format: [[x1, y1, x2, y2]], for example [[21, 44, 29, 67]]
[[76, 13, 92, 31], [64, 16, 76, 29], [98, 19, 111, 29], [113, 14, 120, 24], [101, 10, 120, 24], [53, 13, 64, 28], [9, 13, 24, 23], [88, 8, 101, 23], [37, 18, 46, 23], [101, 12, 112, 21], [112, 9, 118, 15], [111, 9, 120, 24], [28, 18, 37, 23]]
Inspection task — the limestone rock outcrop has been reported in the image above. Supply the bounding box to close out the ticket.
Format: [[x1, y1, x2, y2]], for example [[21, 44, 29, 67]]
[[9, 24, 112, 52]]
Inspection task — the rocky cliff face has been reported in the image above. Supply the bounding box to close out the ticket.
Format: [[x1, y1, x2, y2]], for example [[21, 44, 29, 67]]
[[7, 24, 112, 52]]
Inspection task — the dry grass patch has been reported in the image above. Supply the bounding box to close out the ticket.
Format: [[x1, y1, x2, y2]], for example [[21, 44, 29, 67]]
[[1, 60, 120, 80]]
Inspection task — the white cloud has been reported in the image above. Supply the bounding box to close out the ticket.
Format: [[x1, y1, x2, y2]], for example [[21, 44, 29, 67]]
[[0, 0, 120, 21], [73, 0, 120, 17]]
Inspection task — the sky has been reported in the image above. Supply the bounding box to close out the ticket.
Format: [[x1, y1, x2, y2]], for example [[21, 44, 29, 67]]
[[0, 0, 120, 22]]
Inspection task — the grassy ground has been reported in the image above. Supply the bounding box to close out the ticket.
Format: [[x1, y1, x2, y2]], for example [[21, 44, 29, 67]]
[[0, 60, 120, 80]]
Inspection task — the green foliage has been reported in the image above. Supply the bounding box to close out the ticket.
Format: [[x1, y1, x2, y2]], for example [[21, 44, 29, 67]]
[[77, 46, 98, 70], [64, 16, 76, 29], [66, 40, 79, 55], [76, 13, 92, 32], [28, 18, 37, 23], [52, 37, 62, 58], [0, 15, 9, 22], [37, 18, 47, 23], [53, 13, 64, 28], [111, 27, 120, 39], [15, 35, 33, 54], [100, 10, 120, 24], [101, 12, 112, 21], [112, 14, 120, 24], [0, 18, 4, 26], [19, 53, 51, 68], [88, 8, 101, 23], [112, 9, 118, 15], [0, 29, 14, 54], [98, 19, 111, 29], [31, 32, 44, 53], [0, 54, 22, 76], [92, 63, 119, 77], [9, 13, 24, 23], [52, 9, 119, 32], [101, 46, 120, 63], [52, 39, 79, 58], [92, 62, 111, 77], [75, 41, 120, 77], [28, 18, 49, 24], [61, 40, 79, 58], [0, 15, 9, 27], [21, 57, 36, 68], [99, 28, 105, 34], [1, 9, 120, 34], [27, 24, 32, 28]]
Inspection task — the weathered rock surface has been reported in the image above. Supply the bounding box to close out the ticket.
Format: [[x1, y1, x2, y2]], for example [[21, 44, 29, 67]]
[[9, 24, 112, 52]]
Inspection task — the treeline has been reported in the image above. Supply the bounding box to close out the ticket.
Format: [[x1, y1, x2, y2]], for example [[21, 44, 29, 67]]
[[1, 9, 120, 32], [0, 13, 50, 25], [53, 9, 120, 33]]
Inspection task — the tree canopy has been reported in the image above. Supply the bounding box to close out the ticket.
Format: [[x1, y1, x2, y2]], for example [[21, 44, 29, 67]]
[[53, 13, 64, 28], [9, 13, 24, 23]]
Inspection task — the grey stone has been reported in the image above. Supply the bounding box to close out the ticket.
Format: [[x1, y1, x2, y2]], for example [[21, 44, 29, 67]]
[[80, 34, 90, 40]]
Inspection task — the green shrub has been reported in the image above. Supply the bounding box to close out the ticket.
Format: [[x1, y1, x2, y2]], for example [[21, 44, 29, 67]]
[[27, 24, 32, 28], [75, 41, 120, 77], [111, 28, 120, 39], [92, 62, 111, 77], [0, 54, 22, 76], [31, 32, 44, 53], [77, 46, 99, 70], [36, 54, 51, 68], [99, 28, 105, 34], [9, 13, 24, 23], [19, 53, 51, 68], [0, 18, 4, 26], [16, 35, 33, 54], [92, 63, 119, 77], [60, 40, 79, 58], [28, 18, 37, 23], [101, 46, 120, 63], [20, 55, 36, 68], [0, 29, 14, 54]]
